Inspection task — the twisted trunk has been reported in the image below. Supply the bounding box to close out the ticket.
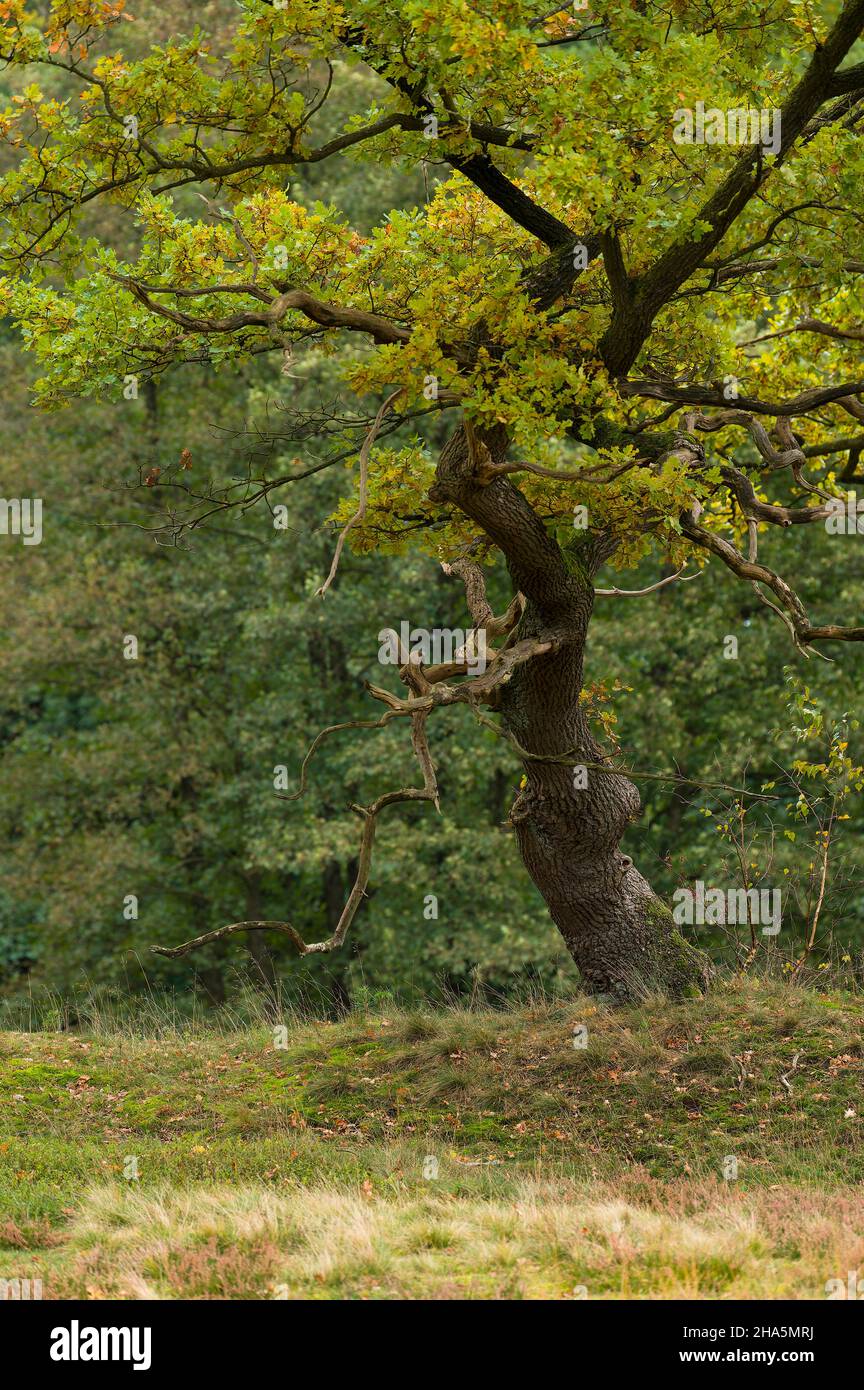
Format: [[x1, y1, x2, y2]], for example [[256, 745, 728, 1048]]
[[432, 425, 708, 1003], [501, 594, 705, 1001]]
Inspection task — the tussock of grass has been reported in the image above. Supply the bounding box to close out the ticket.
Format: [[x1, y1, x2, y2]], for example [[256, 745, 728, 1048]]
[[1, 977, 861, 1298]]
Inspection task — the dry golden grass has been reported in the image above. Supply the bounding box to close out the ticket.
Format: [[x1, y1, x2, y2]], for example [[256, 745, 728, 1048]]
[[22, 1175, 864, 1300]]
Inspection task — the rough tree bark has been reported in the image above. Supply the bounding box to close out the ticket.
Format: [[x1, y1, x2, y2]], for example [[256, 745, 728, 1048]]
[[502, 605, 707, 1001], [431, 425, 709, 1003]]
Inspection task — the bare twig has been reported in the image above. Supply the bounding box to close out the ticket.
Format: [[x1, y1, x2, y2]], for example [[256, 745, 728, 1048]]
[[594, 566, 700, 598], [316, 389, 403, 597]]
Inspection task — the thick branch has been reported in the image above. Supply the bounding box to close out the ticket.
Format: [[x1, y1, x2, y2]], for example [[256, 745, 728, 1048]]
[[116, 276, 412, 346], [599, 0, 864, 375], [619, 378, 864, 416], [681, 510, 864, 648], [430, 424, 594, 612]]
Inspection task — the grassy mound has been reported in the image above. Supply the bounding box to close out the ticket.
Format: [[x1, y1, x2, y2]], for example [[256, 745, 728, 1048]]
[[1, 978, 862, 1299]]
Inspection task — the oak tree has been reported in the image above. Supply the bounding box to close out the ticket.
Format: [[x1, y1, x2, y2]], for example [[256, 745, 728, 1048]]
[[3, 0, 864, 999]]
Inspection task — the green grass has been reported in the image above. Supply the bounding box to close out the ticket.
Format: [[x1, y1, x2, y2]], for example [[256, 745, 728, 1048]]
[[1, 977, 863, 1299]]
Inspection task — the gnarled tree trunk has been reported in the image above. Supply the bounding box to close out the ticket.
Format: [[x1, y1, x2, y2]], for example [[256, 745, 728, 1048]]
[[502, 596, 706, 1001], [432, 424, 708, 1003]]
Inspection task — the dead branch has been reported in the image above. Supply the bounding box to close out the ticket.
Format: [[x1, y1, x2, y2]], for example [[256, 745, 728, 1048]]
[[150, 783, 436, 961], [440, 554, 495, 625], [440, 555, 525, 637], [594, 566, 700, 597], [316, 389, 403, 597], [151, 921, 308, 959], [150, 599, 557, 965]]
